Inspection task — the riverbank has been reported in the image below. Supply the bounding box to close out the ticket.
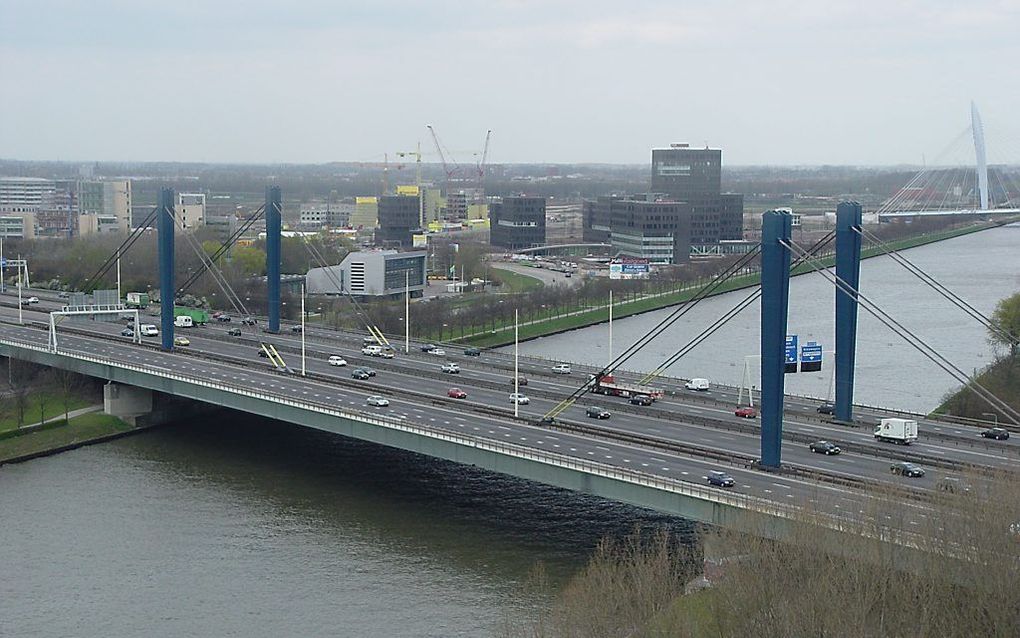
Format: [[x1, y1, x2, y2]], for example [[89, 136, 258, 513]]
[[457, 217, 1017, 349], [0, 409, 138, 466], [934, 355, 1020, 423]]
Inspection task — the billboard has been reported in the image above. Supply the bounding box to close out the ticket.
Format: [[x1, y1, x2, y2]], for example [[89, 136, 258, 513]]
[[784, 335, 799, 374], [412, 234, 428, 248], [396, 185, 420, 196], [800, 341, 823, 372], [609, 257, 650, 280]]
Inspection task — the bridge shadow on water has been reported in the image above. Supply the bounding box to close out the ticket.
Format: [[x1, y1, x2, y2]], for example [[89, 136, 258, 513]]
[[119, 408, 697, 583]]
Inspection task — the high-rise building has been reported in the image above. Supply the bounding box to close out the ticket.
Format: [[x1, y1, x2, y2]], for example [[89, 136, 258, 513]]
[[177, 193, 206, 231], [489, 196, 546, 250], [350, 196, 378, 229], [78, 179, 132, 234], [582, 195, 619, 243], [607, 196, 691, 264], [376, 193, 422, 248]]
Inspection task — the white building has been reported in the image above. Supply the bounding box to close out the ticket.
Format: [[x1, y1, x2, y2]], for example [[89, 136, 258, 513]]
[[306, 250, 426, 299], [0, 211, 36, 239], [177, 193, 206, 231]]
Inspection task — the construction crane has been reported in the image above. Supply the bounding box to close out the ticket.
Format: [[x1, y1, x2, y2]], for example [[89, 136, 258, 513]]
[[427, 125, 461, 194], [476, 129, 491, 180]]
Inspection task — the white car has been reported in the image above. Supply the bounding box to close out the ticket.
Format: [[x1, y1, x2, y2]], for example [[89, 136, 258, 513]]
[[552, 364, 572, 374], [26, 296, 40, 304], [362, 345, 383, 356], [379, 351, 395, 359], [328, 356, 347, 367], [441, 363, 460, 374], [509, 393, 530, 405], [366, 395, 390, 407], [430, 348, 447, 356]]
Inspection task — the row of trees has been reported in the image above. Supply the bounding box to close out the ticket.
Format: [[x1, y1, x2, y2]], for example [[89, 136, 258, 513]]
[[1, 359, 97, 428]]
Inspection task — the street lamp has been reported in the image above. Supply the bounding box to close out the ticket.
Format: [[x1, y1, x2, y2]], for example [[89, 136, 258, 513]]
[[982, 412, 999, 427]]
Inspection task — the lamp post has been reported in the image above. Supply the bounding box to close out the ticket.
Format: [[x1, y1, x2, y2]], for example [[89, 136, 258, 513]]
[[405, 270, 410, 354], [301, 283, 306, 377], [514, 308, 519, 418]]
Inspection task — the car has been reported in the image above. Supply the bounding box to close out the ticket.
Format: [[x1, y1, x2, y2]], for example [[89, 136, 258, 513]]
[[174, 336, 190, 347], [26, 296, 40, 304], [685, 378, 710, 391], [441, 363, 460, 374], [366, 395, 389, 407], [510, 377, 529, 387], [809, 440, 841, 455], [509, 393, 530, 405], [216, 315, 232, 322], [464, 347, 481, 357], [735, 406, 758, 418], [539, 416, 556, 425], [120, 327, 134, 337], [257, 349, 269, 358], [328, 356, 347, 367], [564, 272, 572, 278], [227, 328, 241, 336], [890, 462, 925, 478], [290, 325, 303, 333], [630, 394, 653, 406], [585, 406, 611, 419], [362, 345, 383, 356], [447, 388, 468, 399], [211, 311, 224, 318], [241, 317, 257, 325], [551, 364, 572, 374], [379, 351, 395, 359], [351, 369, 371, 380], [430, 348, 447, 356], [420, 343, 437, 352], [981, 427, 1010, 440], [707, 471, 736, 487], [58, 291, 70, 299], [362, 367, 377, 377], [817, 403, 835, 415]]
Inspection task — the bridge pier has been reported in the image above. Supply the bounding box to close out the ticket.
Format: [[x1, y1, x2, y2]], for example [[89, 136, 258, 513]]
[[103, 382, 153, 426], [157, 188, 175, 350], [760, 209, 792, 468], [265, 186, 282, 333], [835, 201, 863, 423]]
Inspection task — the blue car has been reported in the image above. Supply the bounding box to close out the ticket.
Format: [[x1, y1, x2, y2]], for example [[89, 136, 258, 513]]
[[707, 471, 736, 487]]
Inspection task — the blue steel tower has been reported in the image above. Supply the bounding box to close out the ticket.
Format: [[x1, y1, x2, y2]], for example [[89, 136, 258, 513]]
[[759, 209, 792, 468]]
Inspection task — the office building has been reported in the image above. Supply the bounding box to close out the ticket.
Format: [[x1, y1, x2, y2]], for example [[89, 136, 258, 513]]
[[177, 193, 206, 231], [306, 250, 426, 299], [376, 193, 422, 248], [489, 196, 546, 250], [608, 196, 691, 264], [78, 179, 132, 233], [582, 195, 619, 243], [0, 211, 36, 239], [350, 196, 378, 229]]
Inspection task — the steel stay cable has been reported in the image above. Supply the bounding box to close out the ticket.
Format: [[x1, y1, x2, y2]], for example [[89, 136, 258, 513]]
[[855, 226, 1017, 347], [541, 245, 763, 420], [176, 204, 265, 296], [76, 205, 159, 293], [639, 231, 836, 384], [783, 238, 1020, 424]]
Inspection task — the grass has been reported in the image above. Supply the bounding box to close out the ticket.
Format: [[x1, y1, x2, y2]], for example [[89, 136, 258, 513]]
[[0, 391, 91, 433], [0, 412, 133, 463], [489, 267, 546, 293]]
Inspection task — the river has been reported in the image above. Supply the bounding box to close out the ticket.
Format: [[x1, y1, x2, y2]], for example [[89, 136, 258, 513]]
[[510, 225, 1020, 413]]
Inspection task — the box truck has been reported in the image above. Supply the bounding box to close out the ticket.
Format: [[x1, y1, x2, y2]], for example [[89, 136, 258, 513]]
[[874, 418, 918, 445], [125, 292, 150, 309]]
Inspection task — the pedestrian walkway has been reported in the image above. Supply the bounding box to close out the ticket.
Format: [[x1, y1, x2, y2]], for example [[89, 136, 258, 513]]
[[19, 405, 103, 431]]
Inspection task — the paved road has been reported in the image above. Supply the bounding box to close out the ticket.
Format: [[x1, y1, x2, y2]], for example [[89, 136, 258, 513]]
[[490, 262, 582, 287]]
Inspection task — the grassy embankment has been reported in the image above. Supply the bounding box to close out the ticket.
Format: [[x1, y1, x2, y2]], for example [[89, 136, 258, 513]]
[[0, 390, 91, 433], [933, 355, 1020, 421], [0, 411, 133, 464], [457, 219, 1013, 349]]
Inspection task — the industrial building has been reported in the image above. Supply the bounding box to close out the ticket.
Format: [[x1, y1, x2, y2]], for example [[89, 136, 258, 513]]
[[306, 250, 427, 299], [489, 196, 546, 250], [376, 193, 422, 248]]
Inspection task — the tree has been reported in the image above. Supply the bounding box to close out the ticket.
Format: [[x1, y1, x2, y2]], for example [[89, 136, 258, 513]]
[[989, 291, 1020, 358]]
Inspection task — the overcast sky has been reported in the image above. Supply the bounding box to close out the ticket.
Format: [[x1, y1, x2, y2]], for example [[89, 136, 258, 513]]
[[2, 0, 1018, 166]]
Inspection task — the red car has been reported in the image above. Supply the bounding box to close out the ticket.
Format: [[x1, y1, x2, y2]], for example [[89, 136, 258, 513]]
[[734, 406, 758, 418], [447, 388, 468, 399]]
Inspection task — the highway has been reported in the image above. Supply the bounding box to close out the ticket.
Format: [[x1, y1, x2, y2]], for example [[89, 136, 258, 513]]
[[2, 291, 1016, 515]]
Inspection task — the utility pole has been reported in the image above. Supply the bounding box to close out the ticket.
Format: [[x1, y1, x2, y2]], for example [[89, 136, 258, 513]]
[[116, 248, 122, 301], [301, 283, 306, 377], [514, 308, 519, 418], [608, 289, 613, 372], [17, 253, 23, 324], [405, 270, 410, 354], [1, 236, 5, 293]]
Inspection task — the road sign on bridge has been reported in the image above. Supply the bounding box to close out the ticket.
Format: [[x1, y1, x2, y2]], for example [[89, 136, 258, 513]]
[[784, 335, 798, 373], [800, 341, 823, 372]]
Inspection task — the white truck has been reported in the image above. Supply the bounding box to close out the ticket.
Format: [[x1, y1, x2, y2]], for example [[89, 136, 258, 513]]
[[874, 418, 918, 445], [174, 315, 193, 328], [139, 324, 159, 337]]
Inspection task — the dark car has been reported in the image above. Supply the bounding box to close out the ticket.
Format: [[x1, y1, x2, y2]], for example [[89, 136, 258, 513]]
[[351, 369, 371, 380], [735, 406, 758, 419], [817, 403, 835, 415], [981, 427, 1010, 441], [241, 317, 257, 326], [227, 328, 241, 337], [809, 440, 841, 455], [510, 377, 529, 387], [216, 315, 231, 322], [290, 325, 303, 333], [630, 394, 653, 406], [890, 462, 925, 478], [421, 343, 437, 352], [464, 347, 481, 357], [257, 349, 269, 358], [585, 406, 611, 419], [120, 327, 134, 337], [707, 471, 736, 487], [58, 291, 70, 299], [363, 367, 377, 377]]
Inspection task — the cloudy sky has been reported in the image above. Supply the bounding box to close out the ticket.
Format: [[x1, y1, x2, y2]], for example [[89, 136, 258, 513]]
[[2, 0, 1018, 165]]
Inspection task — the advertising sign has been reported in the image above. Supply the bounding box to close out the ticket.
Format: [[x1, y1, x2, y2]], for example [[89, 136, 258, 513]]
[[784, 335, 799, 374], [609, 257, 650, 280], [800, 341, 823, 372], [412, 234, 427, 248]]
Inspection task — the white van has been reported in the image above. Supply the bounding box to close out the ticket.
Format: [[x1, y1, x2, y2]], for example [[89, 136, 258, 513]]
[[361, 345, 383, 356], [685, 378, 710, 391], [139, 324, 159, 337], [174, 315, 193, 328]]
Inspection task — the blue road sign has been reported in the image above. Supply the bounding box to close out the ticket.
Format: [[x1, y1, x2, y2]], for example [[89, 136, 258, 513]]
[[800, 341, 823, 372], [784, 335, 799, 373]]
